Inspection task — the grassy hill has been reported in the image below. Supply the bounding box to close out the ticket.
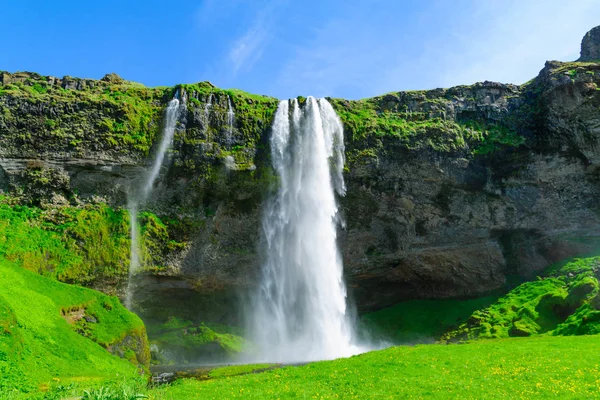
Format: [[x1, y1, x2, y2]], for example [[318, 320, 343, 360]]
[[0, 257, 147, 397]]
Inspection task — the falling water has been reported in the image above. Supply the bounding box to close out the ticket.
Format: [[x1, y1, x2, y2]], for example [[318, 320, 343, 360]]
[[248, 97, 363, 362], [141, 98, 181, 200], [203, 93, 213, 132], [126, 97, 181, 310], [125, 203, 139, 310], [226, 96, 235, 148]]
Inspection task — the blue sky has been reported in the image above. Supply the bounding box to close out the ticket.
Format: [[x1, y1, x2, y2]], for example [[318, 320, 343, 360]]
[[2, 0, 599, 99]]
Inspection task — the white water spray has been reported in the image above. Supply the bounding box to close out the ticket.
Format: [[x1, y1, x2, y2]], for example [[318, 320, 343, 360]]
[[126, 97, 181, 310], [248, 97, 363, 362]]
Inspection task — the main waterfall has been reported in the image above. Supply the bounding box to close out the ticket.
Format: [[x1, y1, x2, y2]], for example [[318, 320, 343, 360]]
[[249, 97, 363, 362]]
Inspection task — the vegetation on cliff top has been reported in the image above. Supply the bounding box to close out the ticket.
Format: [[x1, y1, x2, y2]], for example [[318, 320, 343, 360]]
[[0, 257, 145, 395], [0, 72, 279, 171], [329, 91, 526, 165], [0, 70, 531, 171], [2, 62, 598, 171], [0, 72, 170, 158]]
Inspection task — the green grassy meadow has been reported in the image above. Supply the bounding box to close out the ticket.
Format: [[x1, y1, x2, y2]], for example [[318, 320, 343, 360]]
[[151, 335, 600, 399]]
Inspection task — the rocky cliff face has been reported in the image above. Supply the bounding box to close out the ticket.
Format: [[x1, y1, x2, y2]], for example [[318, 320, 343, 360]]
[[580, 25, 600, 62], [1, 28, 600, 324]]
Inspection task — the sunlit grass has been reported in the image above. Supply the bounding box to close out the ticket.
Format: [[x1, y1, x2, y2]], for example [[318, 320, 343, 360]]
[[149, 335, 600, 399]]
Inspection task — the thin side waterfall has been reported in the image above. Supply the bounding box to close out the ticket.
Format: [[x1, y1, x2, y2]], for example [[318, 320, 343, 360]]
[[248, 97, 364, 362], [141, 98, 181, 200], [203, 93, 213, 132], [125, 202, 139, 310], [226, 96, 235, 148], [125, 97, 181, 310]]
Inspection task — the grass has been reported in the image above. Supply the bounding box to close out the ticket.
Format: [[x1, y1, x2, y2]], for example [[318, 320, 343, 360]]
[[148, 335, 600, 399], [24, 335, 600, 399], [0, 257, 145, 396], [360, 295, 499, 343], [160, 364, 278, 383], [207, 364, 275, 379]]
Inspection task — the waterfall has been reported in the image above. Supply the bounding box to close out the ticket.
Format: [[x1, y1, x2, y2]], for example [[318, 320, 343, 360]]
[[125, 97, 181, 310], [248, 97, 364, 362], [226, 96, 234, 148], [141, 98, 181, 200], [203, 93, 213, 133], [125, 203, 139, 310]]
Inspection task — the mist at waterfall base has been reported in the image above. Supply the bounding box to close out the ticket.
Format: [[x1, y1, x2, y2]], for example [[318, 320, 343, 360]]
[[245, 97, 370, 363], [125, 97, 181, 310]]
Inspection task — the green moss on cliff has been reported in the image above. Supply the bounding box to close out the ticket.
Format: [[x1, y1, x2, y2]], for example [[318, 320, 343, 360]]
[[0, 257, 145, 395], [0, 196, 181, 285], [171, 83, 278, 175], [330, 97, 476, 153], [361, 296, 499, 343], [547, 61, 600, 76], [0, 197, 130, 283], [461, 120, 526, 155], [0, 74, 170, 158], [442, 257, 600, 342], [148, 317, 245, 364], [329, 94, 524, 158]]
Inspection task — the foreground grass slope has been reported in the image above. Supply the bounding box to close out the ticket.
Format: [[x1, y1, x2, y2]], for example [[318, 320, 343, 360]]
[[0, 258, 145, 396], [152, 335, 600, 399]]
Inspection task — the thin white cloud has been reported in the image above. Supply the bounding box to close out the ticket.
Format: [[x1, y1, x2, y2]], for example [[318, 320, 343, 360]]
[[228, 1, 283, 76], [229, 19, 268, 75], [273, 0, 600, 99], [437, 0, 600, 88]]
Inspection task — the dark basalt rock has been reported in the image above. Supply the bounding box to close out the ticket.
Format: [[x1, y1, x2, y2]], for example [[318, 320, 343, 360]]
[[579, 25, 600, 62]]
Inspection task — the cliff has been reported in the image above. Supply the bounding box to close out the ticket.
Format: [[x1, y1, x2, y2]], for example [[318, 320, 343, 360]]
[[1, 28, 599, 326]]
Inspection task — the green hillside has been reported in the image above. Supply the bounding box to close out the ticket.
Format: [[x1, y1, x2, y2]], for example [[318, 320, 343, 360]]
[[0, 258, 147, 396]]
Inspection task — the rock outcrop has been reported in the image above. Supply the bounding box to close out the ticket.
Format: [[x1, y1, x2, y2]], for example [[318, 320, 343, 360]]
[[1, 30, 600, 324], [580, 25, 600, 62]]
